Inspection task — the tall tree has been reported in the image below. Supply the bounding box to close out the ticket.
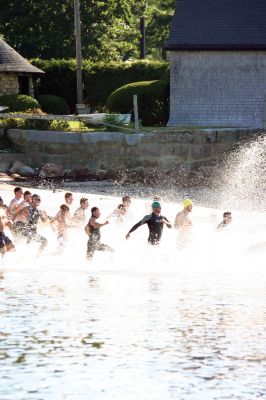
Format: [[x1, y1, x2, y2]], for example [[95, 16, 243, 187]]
[[132, 0, 176, 59], [0, 0, 139, 60], [0, 0, 175, 60]]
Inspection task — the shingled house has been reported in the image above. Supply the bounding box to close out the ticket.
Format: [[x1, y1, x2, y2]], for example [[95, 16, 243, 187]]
[[165, 0, 266, 128], [0, 39, 44, 97]]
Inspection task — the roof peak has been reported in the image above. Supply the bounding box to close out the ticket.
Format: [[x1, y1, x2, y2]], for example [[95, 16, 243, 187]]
[[0, 39, 44, 74]]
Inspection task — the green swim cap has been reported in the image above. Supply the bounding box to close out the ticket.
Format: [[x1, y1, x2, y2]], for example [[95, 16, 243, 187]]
[[152, 201, 161, 209]]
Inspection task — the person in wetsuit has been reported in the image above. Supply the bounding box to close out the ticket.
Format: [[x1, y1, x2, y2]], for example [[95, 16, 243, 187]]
[[25, 194, 49, 255], [85, 207, 113, 260], [0, 208, 15, 257], [125, 201, 172, 245]]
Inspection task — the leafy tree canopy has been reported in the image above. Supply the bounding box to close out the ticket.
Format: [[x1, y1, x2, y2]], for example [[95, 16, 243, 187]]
[[0, 0, 175, 61]]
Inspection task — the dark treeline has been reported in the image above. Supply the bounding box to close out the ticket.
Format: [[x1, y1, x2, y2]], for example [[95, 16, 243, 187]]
[[0, 0, 175, 61]]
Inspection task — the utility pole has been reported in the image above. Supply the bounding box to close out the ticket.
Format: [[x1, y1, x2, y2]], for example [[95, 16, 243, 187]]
[[74, 0, 84, 110], [139, 1, 146, 59], [140, 16, 146, 59]]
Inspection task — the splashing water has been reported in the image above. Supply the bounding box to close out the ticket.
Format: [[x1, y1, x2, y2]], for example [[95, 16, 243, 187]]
[[0, 138, 265, 400], [220, 134, 266, 211]]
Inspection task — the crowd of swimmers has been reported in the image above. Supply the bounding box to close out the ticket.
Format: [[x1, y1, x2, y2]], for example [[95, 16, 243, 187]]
[[0, 186, 233, 259]]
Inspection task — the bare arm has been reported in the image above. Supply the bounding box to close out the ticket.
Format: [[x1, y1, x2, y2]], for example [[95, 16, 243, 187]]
[[90, 217, 109, 229], [39, 210, 49, 223]]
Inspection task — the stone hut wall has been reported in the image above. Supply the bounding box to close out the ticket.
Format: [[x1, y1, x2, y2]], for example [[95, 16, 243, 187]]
[[0, 73, 19, 96], [168, 51, 266, 128]]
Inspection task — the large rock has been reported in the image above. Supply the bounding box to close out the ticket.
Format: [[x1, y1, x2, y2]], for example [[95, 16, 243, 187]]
[[39, 163, 65, 178], [64, 167, 91, 179], [9, 161, 35, 177]]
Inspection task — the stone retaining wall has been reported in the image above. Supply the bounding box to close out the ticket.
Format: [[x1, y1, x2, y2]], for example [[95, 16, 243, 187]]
[[2, 128, 261, 185]]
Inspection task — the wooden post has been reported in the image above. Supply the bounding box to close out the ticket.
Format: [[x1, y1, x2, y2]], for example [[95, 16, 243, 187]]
[[133, 95, 139, 132], [74, 0, 83, 107]]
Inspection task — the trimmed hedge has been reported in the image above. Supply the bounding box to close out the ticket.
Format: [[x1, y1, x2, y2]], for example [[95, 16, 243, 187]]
[[37, 94, 69, 115], [32, 59, 169, 112], [107, 80, 169, 126], [0, 94, 40, 112]]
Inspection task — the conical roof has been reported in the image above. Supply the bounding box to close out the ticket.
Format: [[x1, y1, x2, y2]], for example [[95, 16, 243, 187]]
[[0, 39, 44, 74]]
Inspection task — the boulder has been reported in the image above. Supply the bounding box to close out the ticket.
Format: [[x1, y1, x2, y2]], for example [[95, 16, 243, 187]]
[[39, 163, 65, 178], [10, 173, 23, 180], [72, 167, 90, 177], [9, 161, 35, 177]]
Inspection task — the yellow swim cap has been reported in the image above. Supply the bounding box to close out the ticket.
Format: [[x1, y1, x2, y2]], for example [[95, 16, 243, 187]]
[[183, 198, 193, 208]]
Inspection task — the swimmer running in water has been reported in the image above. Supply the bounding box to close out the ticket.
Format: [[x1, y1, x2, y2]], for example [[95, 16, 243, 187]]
[[7, 187, 23, 219], [174, 198, 193, 248], [126, 201, 172, 245], [0, 207, 15, 257], [12, 191, 32, 240], [52, 204, 70, 253], [72, 198, 89, 227], [85, 207, 113, 260], [108, 204, 127, 225], [217, 211, 232, 230], [0, 196, 8, 212], [25, 194, 49, 255]]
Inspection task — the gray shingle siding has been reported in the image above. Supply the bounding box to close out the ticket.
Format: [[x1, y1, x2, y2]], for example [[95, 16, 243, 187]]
[[168, 51, 266, 128]]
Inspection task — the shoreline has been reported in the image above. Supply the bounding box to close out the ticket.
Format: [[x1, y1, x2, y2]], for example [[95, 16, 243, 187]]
[[0, 174, 228, 210]]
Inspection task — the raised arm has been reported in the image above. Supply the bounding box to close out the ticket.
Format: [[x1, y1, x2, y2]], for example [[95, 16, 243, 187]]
[[126, 215, 150, 239]]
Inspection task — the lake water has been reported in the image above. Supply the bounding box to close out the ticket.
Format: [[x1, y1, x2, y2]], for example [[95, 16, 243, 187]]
[[0, 137, 265, 400]]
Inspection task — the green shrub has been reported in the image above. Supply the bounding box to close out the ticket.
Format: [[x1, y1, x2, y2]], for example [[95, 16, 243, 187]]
[[0, 94, 40, 112], [37, 94, 69, 115], [23, 119, 51, 130], [48, 120, 71, 131], [106, 80, 169, 126], [32, 59, 169, 112], [0, 118, 20, 129]]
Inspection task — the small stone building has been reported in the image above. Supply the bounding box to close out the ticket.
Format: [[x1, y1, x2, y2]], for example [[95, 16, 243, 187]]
[[0, 39, 44, 98], [165, 0, 266, 128]]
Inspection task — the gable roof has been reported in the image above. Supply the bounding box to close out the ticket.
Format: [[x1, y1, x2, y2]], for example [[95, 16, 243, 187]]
[[165, 0, 266, 50], [0, 40, 44, 74]]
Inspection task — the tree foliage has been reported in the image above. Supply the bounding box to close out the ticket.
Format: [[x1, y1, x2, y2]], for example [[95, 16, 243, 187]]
[[32, 58, 169, 112], [0, 0, 176, 61]]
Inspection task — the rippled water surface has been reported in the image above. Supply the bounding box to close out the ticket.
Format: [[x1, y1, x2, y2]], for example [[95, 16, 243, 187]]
[[0, 185, 265, 400]]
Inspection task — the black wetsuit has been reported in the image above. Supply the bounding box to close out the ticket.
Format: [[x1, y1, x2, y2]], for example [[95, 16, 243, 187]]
[[86, 222, 113, 259], [25, 206, 47, 249], [0, 232, 12, 249], [128, 213, 172, 245]]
